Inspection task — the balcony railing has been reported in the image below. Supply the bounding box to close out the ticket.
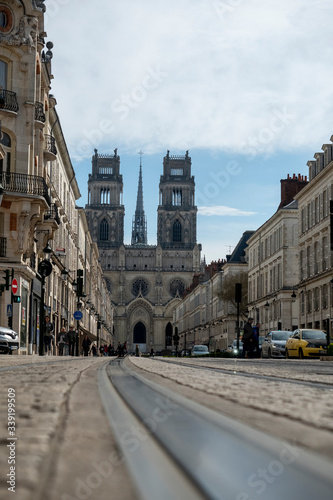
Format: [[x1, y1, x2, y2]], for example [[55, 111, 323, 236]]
[[44, 134, 57, 157], [0, 237, 6, 257], [44, 204, 60, 224], [35, 101, 46, 123], [0, 90, 19, 113], [0, 171, 51, 205]]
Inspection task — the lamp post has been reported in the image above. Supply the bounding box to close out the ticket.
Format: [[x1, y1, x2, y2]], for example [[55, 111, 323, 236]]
[[38, 243, 53, 356]]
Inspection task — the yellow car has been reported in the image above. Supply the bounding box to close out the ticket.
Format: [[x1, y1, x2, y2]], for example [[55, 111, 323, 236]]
[[285, 329, 327, 359]]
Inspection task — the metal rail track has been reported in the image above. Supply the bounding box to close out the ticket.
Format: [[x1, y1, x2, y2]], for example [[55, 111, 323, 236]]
[[150, 358, 333, 390], [98, 358, 333, 500]]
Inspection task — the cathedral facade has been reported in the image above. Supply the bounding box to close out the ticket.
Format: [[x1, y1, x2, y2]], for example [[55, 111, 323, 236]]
[[85, 149, 202, 352]]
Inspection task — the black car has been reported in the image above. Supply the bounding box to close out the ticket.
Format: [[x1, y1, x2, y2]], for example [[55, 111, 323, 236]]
[[0, 326, 19, 354]]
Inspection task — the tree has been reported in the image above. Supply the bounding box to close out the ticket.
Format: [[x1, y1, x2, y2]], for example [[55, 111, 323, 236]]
[[217, 271, 248, 319]]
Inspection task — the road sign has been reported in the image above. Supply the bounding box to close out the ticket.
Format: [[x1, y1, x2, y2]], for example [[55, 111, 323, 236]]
[[73, 310, 83, 320], [7, 304, 12, 317], [11, 278, 18, 295]]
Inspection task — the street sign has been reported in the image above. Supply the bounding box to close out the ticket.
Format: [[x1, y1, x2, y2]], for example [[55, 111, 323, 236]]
[[7, 304, 12, 317], [11, 278, 18, 295], [73, 310, 83, 320]]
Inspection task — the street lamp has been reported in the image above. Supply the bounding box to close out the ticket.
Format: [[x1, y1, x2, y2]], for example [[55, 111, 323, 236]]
[[291, 291, 297, 302], [38, 242, 53, 356], [264, 301, 269, 310]]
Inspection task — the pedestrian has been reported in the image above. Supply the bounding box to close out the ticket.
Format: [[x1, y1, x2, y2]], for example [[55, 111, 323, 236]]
[[104, 344, 108, 356], [44, 315, 54, 356], [92, 343, 97, 356], [242, 317, 254, 358], [99, 345, 104, 357], [150, 346, 154, 357], [135, 344, 140, 357], [82, 334, 91, 356], [67, 325, 76, 356], [58, 327, 68, 356], [107, 343, 113, 356], [252, 323, 261, 357]]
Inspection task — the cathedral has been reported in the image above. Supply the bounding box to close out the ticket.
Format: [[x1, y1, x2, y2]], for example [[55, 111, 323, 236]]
[[85, 149, 202, 352]]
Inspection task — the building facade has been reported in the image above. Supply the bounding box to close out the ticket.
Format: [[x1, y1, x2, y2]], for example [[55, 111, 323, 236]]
[[0, 0, 113, 353], [295, 139, 333, 331], [246, 175, 308, 335], [86, 149, 202, 352]]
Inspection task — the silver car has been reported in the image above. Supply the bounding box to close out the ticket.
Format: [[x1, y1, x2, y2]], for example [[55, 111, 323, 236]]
[[261, 330, 292, 358], [191, 345, 209, 356], [0, 326, 19, 354]]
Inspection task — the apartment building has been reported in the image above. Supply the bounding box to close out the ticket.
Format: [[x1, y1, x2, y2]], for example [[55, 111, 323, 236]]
[[247, 175, 307, 335], [295, 139, 333, 331], [0, 1, 113, 353]]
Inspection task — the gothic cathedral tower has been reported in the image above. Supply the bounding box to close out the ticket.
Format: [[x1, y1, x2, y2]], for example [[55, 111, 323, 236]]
[[158, 150, 197, 249], [86, 149, 124, 249]]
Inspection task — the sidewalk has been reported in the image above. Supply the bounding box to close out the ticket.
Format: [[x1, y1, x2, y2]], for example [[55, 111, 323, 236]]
[[0, 356, 138, 500]]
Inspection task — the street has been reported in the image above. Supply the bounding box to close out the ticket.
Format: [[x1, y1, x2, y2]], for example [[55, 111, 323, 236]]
[[0, 355, 332, 500]]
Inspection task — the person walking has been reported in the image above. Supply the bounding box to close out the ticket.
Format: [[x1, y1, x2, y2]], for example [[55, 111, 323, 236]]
[[67, 325, 76, 356], [58, 327, 68, 356], [252, 323, 261, 357], [44, 315, 54, 356], [135, 344, 140, 357], [150, 346, 154, 357], [242, 317, 254, 358], [82, 334, 91, 356]]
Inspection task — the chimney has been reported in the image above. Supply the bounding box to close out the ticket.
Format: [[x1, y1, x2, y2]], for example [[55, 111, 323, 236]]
[[278, 174, 308, 209]]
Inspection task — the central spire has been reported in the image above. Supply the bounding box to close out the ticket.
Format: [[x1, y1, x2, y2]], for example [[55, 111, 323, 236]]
[[131, 151, 147, 245]]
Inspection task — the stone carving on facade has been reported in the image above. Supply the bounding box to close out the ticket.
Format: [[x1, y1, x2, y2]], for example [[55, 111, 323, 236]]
[[32, 0, 46, 12], [17, 211, 31, 252], [0, 16, 38, 53]]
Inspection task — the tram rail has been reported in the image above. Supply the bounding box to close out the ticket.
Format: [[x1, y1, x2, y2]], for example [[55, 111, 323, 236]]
[[98, 357, 333, 500]]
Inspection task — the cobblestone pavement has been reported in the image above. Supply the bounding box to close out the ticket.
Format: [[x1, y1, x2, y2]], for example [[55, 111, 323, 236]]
[[0, 356, 137, 500], [129, 357, 333, 431]]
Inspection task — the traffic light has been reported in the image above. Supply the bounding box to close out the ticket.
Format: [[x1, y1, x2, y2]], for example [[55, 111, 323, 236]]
[[76, 270, 83, 297], [235, 283, 242, 303], [13, 295, 21, 303], [2, 269, 11, 290], [173, 334, 180, 346]]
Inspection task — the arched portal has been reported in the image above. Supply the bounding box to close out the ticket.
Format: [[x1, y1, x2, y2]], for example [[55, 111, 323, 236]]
[[165, 322, 173, 348], [133, 321, 146, 344]]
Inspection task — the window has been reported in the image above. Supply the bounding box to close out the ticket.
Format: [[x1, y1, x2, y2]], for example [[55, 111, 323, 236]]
[[100, 219, 109, 241], [0, 6, 13, 33], [172, 188, 182, 206], [171, 169, 183, 176], [0, 130, 11, 173], [173, 219, 182, 242], [0, 59, 7, 89]]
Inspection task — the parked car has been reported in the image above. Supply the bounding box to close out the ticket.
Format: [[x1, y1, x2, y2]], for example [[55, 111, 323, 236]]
[[191, 345, 209, 356], [0, 326, 19, 354], [285, 329, 327, 359], [261, 331, 292, 358]]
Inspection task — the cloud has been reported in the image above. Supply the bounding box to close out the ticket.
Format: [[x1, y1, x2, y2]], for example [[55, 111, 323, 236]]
[[46, 0, 333, 160], [198, 206, 257, 217]]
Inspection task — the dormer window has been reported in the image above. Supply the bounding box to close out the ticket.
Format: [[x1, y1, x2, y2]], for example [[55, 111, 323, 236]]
[[0, 6, 13, 33]]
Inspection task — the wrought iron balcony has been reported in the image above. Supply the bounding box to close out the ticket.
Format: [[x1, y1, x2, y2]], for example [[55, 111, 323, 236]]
[[0, 237, 6, 257], [35, 101, 46, 123], [44, 204, 60, 225], [44, 134, 57, 160], [0, 90, 19, 113], [0, 171, 51, 205]]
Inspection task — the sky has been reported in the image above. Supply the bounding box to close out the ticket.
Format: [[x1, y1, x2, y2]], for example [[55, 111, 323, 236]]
[[45, 0, 333, 263]]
